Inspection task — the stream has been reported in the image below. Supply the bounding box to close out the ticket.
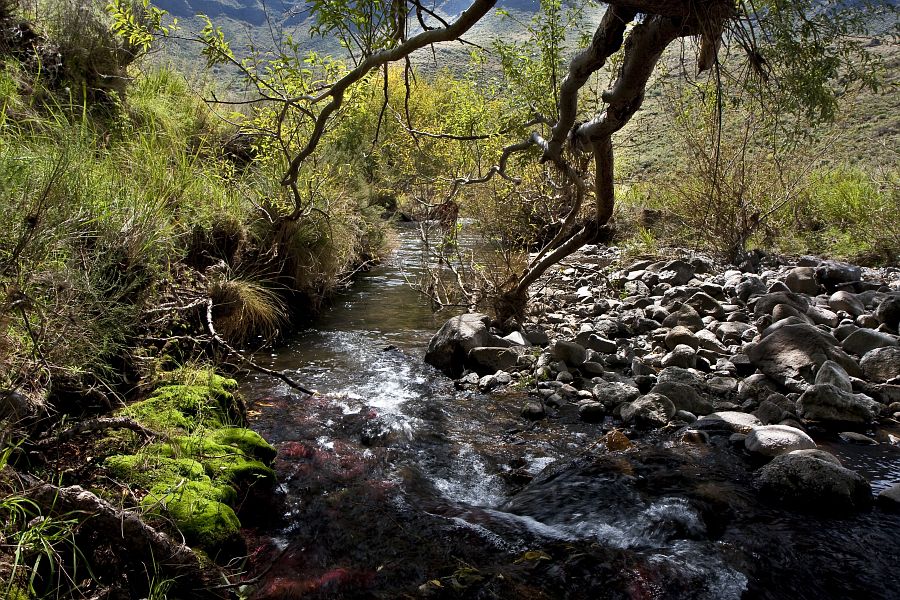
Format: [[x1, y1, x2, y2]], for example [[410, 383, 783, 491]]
[[240, 224, 900, 600]]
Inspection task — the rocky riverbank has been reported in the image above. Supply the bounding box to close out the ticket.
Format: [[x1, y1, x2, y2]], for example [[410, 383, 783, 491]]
[[426, 247, 900, 514]]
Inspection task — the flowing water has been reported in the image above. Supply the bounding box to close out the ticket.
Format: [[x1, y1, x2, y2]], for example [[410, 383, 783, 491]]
[[240, 224, 900, 600]]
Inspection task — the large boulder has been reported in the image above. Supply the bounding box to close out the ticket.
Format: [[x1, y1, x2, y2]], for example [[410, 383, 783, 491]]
[[744, 425, 816, 457], [425, 313, 511, 377], [746, 323, 861, 390], [620, 393, 676, 428], [860, 346, 900, 383], [797, 384, 881, 425], [755, 452, 872, 513]]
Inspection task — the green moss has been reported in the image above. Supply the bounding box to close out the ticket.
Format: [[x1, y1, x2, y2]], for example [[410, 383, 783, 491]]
[[210, 427, 277, 462], [143, 482, 241, 548], [156, 436, 275, 486], [107, 370, 275, 553], [120, 384, 230, 432]]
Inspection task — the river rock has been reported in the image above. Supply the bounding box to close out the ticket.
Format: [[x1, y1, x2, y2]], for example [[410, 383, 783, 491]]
[[661, 344, 697, 369], [785, 267, 819, 295], [693, 411, 762, 434], [665, 326, 699, 350], [860, 347, 900, 383], [797, 384, 881, 425], [744, 425, 816, 457], [877, 483, 900, 511], [807, 305, 841, 327], [814, 360, 852, 391], [521, 401, 546, 420], [687, 291, 725, 320], [620, 393, 676, 428], [753, 399, 785, 425], [746, 323, 861, 389], [716, 321, 755, 344], [829, 291, 866, 318], [426, 313, 511, 377], [657, 260, 695, 286], [875, 296, 900, 330], [468, 347, 523, 375], [578, 401, 605, 423], [552, 340, 587, 367], [662, 304, 704, 332], [753, 292, 809, 319], [651, 382, 713, 415], [842, 329, 899, 357], [815, 260, 862, 291], [755, 452, 872, 512], [788, 448, 842, 466], [592, 380, 641, 409], [503, 331, 530, 346]]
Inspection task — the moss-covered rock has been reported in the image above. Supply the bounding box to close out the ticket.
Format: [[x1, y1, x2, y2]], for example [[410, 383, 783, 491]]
[[104, 368, 275, 554], [144, 482, 241, 548]]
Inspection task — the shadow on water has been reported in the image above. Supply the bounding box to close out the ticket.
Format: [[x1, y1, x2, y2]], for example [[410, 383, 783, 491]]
[[239, 224, 900, 599]]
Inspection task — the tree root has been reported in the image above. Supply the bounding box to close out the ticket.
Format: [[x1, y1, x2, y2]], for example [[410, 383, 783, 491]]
[[17, 472, 227, 598], [34, 417, 161, 449]]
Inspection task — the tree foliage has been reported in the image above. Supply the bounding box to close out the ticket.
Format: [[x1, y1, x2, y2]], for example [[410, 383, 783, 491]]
[[161, 0, 894, 318]]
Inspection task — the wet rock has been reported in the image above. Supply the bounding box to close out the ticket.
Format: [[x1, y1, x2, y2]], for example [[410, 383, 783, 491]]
[[860, 347, 900, 383], [552, 340, 587, 367], [661, 344, 697, 369], [578, 401, 605, 423], [521, 401, 546, 420], [426, 313, 511, 377], [842, 329, 898, 357], [798, 384, 881, 425], [877, 483, 900, 511], [746, 323, 861, 389], [785, 267, 819, 295], [602, 428, 632, 450], [479, 373, 502, 391], [620, 393, 676, 428], [693, 411, 762, 434], [744, 425, 816, 457], [755, 452, 871, 513], [839, 431, 878, 445], [815, 260, 862, 292], [829, 291, 866, 318]]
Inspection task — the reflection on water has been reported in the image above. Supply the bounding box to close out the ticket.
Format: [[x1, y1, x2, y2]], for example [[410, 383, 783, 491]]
[[240, 224, 900, 600]]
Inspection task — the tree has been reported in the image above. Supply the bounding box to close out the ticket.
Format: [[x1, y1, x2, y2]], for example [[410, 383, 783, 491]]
[[193, 0, 890, 320]]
